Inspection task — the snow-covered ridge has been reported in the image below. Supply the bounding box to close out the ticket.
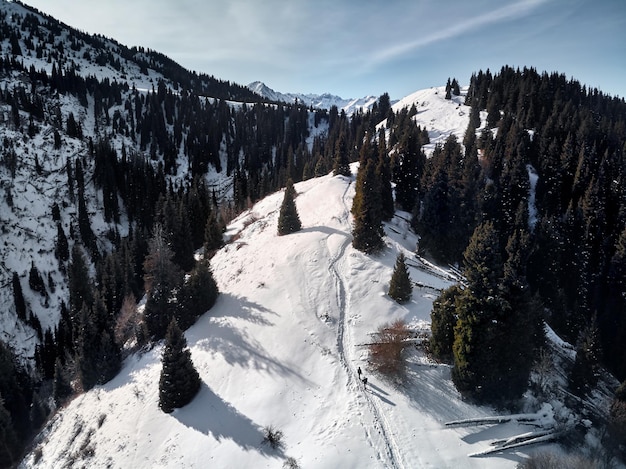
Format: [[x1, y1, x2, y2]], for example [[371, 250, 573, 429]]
[[22, 169, 551, 468], [248, 80, 379, 115]]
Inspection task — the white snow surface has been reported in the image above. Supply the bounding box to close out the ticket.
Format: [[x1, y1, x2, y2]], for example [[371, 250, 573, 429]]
[[23, 167, 552, 469], [385, 86, 484, 156], [248, 81, 380, 116]]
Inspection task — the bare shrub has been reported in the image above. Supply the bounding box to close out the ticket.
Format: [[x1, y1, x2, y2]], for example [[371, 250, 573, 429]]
[[283, 456, 300, 469], [114, 294, 147, 350], [368, 320, 411, 377], [262, 425, 284, 450]]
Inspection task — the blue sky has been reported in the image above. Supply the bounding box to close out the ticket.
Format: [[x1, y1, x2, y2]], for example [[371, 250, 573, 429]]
[[23, 0, 626, 100]]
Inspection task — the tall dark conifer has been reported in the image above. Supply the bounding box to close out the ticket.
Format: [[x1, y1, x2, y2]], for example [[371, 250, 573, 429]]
[[352, 159, 384, 254], [277, 179, 302, 236], [159, 320, 201, 413], [143, 224, 183, 341], [332, 132, 351, 177], [388, 253, 412, 303]]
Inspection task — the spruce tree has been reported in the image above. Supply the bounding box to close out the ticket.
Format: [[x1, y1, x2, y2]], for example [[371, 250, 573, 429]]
[[430, 285, 461, 360], [388, 253, 412, 303], [452, 222, 507, 401], [177, 259, 219, 330], [277, 179, 302, 236], [0, 394, 19, 468], [53, 359, 73, 406], [352, 159, 384, 254], [332, 133, 351, 177], [203, 210, 222, 256], [159, 320, 201, 413], [143, 224, 183, 341], [11, 272, 27, 322]]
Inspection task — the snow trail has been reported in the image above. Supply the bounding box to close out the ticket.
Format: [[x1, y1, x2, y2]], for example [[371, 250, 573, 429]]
[[329, 179, 405, 469]]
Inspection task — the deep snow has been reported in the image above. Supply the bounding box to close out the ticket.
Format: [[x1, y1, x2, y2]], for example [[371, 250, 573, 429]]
[[22, 167, 556, 468]]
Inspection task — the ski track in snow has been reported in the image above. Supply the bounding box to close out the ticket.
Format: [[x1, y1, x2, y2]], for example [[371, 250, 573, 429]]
[[329, 179, 404, 469]]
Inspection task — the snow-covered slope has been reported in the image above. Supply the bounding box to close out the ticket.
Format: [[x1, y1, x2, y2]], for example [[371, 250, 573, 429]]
[[383, 86, 484, 156], [248, 81, 379, 115], [22, 168, 554, 468]]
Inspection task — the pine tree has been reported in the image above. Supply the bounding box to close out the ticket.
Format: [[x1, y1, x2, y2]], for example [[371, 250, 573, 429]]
[[352, 159, 384, 254], [159, 320, 201, 413], [76, 296, 121, 391], [388, 253, 412, 303], [53, 358, 73, 406], [55, 222, 69, 264], [11, 272, 27, 322], [430, 285, 461, 360], [143, 225, 183, 341], [203, 210, 223, 256], [570, 318, 602, 395], [332, 132, 351, 177], [0, 394, 19, 468], [452, 222, 507, 401], [277, 179, 302, 236], [376, 147, 394, 221], [393, 124, 424, 212], [176, 259, 219, 330]]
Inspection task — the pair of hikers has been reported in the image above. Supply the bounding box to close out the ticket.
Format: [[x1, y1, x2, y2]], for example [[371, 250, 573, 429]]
[[357, 367, 367, 387]]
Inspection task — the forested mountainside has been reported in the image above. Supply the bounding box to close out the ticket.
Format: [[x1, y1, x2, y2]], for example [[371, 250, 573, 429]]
[[0, 0, 625, 466]]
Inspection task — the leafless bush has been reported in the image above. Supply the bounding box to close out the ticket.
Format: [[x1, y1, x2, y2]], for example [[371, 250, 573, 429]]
[[262, 425, 285, 450], [114, 294, 147, 351], [368, 320, 411, 378], [283, 456, 300, 469]]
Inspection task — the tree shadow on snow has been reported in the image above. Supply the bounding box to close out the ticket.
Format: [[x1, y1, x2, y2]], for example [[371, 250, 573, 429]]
[[189, 293, 313, 385], [174, 382, 284, 457]]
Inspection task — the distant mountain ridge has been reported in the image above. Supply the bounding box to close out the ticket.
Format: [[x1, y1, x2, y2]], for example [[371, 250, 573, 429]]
[[248, 80, 381, 115]]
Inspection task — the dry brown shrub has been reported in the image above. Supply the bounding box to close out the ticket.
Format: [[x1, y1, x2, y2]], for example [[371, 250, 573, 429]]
[[368, 319, 411, 377]]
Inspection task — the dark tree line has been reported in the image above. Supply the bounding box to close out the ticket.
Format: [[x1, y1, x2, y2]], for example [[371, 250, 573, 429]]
[[426, 66, 626, 405]]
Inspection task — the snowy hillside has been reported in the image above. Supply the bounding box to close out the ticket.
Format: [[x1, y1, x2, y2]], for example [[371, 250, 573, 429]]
[[21, 167, 557, 468], [383, 86, 482, 156], [248, 81, 379, 115]]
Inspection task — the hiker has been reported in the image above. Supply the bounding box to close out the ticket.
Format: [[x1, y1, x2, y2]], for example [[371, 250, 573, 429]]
[[362, 377, 368, 387], [357, 366, 362, 378]]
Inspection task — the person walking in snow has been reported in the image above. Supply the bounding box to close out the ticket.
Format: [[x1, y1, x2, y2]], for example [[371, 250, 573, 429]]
[[357, 366, 362, 379], [362, 377, 367, 387]]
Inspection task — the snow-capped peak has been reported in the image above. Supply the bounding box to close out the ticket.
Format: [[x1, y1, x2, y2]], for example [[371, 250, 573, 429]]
[[248, 81, 378, 115]]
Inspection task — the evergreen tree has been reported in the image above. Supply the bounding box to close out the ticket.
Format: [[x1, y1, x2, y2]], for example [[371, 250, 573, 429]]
[[570, 318, 602, 395], [388, 253, 412, 303], [159, 320, 201, 413], [352, 159, 384, 254], [203, 210, 223, 256], [176, 259, 219, 330], [376, 148, 395, 221], [0, 394, 19, 469], [55, 222, 70, 265], [332, 132, 351, 177], [76, 295, 121, 391], [393, 124, 424, 212], [11, 272, 27, 322], [68, 244, 94, 329], [452, 222, 507, 402], [430, 285, 461, 360], [28, 261, 47, 297], [53, 358, 73, 406], [277, 179, 302, 236], [143, 225, 183, 341]]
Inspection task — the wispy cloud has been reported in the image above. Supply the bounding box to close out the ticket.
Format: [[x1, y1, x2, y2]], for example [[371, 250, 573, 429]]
[[364, 0, 549, 69]]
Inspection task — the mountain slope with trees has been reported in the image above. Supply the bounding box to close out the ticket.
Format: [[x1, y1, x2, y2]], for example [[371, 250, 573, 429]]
[[0, 1, 624, 465]]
